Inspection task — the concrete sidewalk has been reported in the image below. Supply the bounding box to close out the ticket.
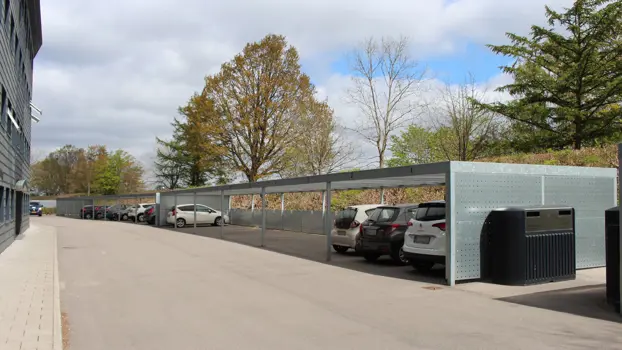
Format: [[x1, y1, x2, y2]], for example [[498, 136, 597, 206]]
[[0, 222, 62, 350], [48, 216, 622, 350]]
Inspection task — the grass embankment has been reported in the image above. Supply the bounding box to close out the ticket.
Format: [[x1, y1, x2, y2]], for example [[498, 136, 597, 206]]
[[230, 145, 619, 211]]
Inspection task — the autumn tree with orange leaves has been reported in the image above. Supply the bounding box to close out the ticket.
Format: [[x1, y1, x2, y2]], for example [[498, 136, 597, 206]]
[[189, 34, 326, 182]]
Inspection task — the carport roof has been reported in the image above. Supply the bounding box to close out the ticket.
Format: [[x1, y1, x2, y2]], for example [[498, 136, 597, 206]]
[[58, 160, 617, 200], [172, 161, 450, 196]]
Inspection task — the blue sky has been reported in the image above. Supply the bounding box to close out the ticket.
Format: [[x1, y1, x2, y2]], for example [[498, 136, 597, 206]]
[[328, 43, 511, 85]]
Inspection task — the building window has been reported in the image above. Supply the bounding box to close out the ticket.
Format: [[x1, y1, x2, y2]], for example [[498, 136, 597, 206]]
[[4, 188, 9, 222], [10, 189, 14, 220], [0, 187, 3, 224], [9, 14, 14, 39], [3, 0, 9, 21], [6, 104, 13, 137], [0, 87, 6, 129]]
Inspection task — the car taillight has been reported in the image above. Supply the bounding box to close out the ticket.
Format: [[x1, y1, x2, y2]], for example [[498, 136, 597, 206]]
[[382, 223, 401, 235], [350, 220, 360, 229], [433, 222, 446, 231], [407, 220, 413, 226], [172, 209, 176, 216]]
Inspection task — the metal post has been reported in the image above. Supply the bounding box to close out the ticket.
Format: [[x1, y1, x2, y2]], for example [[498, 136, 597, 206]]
[[91, 198, 95, 220], [261, 188, 266, 247], [445, 170, 456, 287], [380, 188, 385, 204], [321, 191, 326, 219], [193, 192, 197, 230], [174, 193, 178, 228], [220, 190, 224, 239], [251, 194, 255, 213], [325, 182, 332, 261], [280, 193, 285, 230], [116, 197, 120, 222], [134, 197, 138, 224]]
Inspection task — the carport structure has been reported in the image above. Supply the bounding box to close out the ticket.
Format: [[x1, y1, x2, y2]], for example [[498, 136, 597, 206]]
[[159, 161, 616, 286]]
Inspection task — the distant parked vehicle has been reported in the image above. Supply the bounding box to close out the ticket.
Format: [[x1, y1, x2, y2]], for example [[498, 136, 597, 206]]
[[128, 203, 156, 222], [144, 206, 157, 225], [106, 204, 131, 221], [402, 200, 446, 273], [80, 205, 94, 219], [29, 202, 43, 216], [330, 204, 381, 253], [359, 204, 419, 265], [167, 204, 228, 228], [94, 206, 112, 220]]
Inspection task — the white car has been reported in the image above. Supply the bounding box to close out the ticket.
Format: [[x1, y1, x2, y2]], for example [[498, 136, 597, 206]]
[[330, 204, 381, 253], [402, 200, 446, 273], [128, 203, 156, 222], [167, 204, 229, 228]]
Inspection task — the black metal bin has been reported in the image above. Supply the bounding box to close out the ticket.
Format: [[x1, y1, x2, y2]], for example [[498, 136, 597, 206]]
[[605, 207, 620, 312], [486, 206, 576, 286]]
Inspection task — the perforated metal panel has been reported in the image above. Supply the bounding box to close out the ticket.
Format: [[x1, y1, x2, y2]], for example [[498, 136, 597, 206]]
[[453, 173, 543, 280], [543, 176, 614, 268], [450, 162, 617, 282]]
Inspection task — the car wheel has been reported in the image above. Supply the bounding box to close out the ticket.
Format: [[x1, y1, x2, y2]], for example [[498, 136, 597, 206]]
[[214, 217, 223, 226], [333, 245, 349, 253], [85, 213, 92, 220], [363, 253, 380, 262], [411, 261, 435, 273], [137, 214, 145, 222], [390, 246, 409, 266], [122, 214, 128, 221], [176, 218, 186, 228]]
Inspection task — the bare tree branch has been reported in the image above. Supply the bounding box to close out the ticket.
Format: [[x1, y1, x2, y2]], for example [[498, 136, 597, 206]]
[[345, 36, 428, 168]]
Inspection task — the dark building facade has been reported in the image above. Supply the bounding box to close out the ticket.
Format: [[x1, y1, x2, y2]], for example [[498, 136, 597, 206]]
[[0, 0, 42, 253]]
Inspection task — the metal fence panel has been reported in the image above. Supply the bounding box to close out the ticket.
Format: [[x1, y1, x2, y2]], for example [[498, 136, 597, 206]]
[[451, 162, 616, 282]]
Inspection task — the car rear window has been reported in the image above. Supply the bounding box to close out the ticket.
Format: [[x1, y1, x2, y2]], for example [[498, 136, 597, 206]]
[[367, 207, 400, 223], [336, 208, 357, 220], [415, 204, 446, 221]]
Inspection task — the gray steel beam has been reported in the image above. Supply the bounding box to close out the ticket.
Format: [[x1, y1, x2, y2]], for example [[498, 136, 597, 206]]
[[220, 190, 224, 239], [193, 192, 197, 230], [325, 182, 332, 262], [261, 187, 266, 247], [445, 169, 455, 286]]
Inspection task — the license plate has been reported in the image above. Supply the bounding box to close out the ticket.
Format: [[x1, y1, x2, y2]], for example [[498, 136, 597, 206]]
[[337, 230, 346, 236], [365, 230, 376, 236], [414, 236, 431, 244]]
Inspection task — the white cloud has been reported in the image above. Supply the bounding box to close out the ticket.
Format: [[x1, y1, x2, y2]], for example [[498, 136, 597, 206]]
[[31, 0, 575, 179]]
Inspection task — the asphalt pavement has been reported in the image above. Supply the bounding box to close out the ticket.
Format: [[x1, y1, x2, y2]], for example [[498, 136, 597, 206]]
[[44, 216, 622, 349]]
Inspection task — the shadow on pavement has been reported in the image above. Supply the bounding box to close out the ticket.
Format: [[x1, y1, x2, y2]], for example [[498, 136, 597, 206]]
[[498, 284, 621, 324], [167, 224, 448, 286]]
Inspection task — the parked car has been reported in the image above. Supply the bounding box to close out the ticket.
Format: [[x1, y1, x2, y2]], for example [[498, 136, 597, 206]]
[[29, 201, 43, 216], [330, 204, 381, 253], [144, 206, 157, 225], [94, 206, 112, 220], [128, 203, 156, 222], [403, 200, 446, 273], [80, 205, 94, 219], [359, 204, 419, 265], [106, 204, 131, 221], [167, 204, 229, 228]]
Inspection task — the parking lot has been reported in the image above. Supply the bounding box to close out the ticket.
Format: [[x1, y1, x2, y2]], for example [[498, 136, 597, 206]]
[[45, 215, 621, 349], [168, 224, 448, 285], [52, 213, 621, 324]]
